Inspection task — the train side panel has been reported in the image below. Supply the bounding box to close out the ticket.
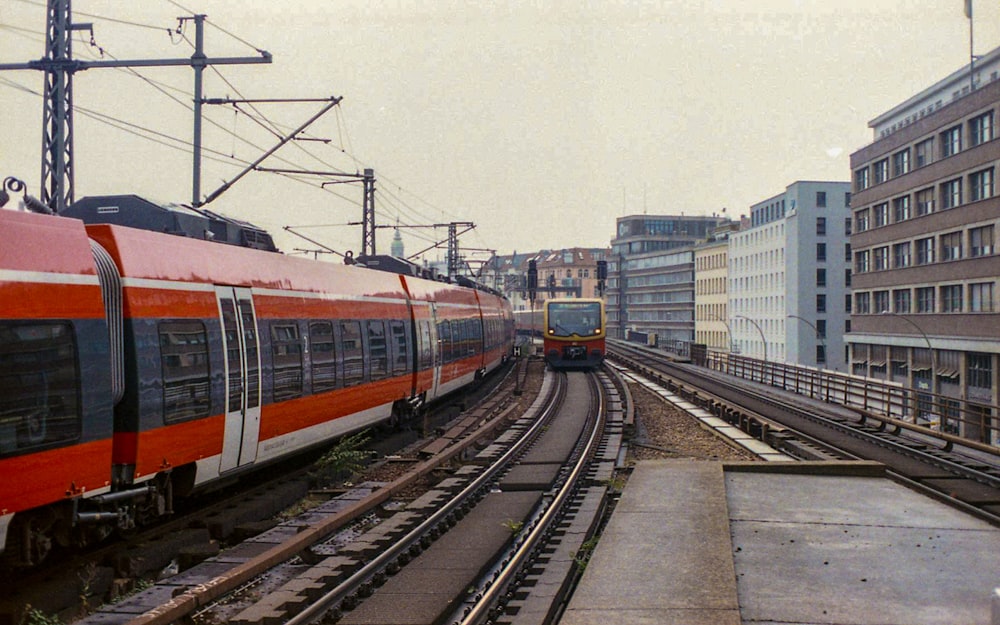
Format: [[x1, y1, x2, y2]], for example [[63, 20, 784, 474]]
[[0, 211, 114, 561]]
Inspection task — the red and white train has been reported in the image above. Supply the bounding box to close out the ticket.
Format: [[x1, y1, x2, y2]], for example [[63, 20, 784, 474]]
[[0, 204, 513, 566]]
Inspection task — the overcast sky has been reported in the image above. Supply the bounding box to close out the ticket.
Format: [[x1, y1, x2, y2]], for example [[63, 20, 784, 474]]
[[2, 1, 999, 264]]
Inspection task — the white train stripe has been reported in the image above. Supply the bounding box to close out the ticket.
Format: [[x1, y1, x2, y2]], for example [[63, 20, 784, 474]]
[[0, 268, 100, 286]]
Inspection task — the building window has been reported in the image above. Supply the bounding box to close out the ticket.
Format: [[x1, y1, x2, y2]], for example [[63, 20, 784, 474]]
[[845, 293, 852, 313], [873, 246, 889, 270], [816, 217, 826, 236], [845, 268, 852, 287], [874, 290, 890, 313], [893, 242, 911, 268], [893, 289, 911, 313], [916, 237, 935, 264], [892, 148, 911, 176], [855, 250, 870, 273], [816, 268, 826, 287], [941, 284, 963, 312], [940, 231, 963, 261], [816, 294, 827, 313], [893, 195, 911, 222], [916, 187, 935, 215], [816, 191, 827, 207], [915, 137, 934, 167], [844, 242, 852, 262], [940, 125, 961, 157], [845, 217, 852, 235], [873, 158, 889, 184], [854, 166, 870, 191], [916, 287, 935, 313], [816, 242, 827, 262], [969, 111, 993, 147], [968, 353, 993, 389], [941, 178, 962, 209], [873, 203, 889, 227], [970, 168, 994, 202], [816, 345, 827, 364], [855, 292, 871, 314], [969, 282, 995, 312], [855, 208, 870, 232], [816, 319, 826, 338], [970, 225, 994, 257]]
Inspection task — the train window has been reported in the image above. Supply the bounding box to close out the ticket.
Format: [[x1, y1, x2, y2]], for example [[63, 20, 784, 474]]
[[450, 320, 463, 360], [341, 321, 364, 385], [418, 320, 433, 369], [368, 321, 388, 379], [310, 321, 337, 393], [238, 297, 260, 410], [159, 321, 211, 423], [271, 323, 303, 400], [390, 321, 408, 375], [437, 321, 452, 363], [0, 322, 80, 456]]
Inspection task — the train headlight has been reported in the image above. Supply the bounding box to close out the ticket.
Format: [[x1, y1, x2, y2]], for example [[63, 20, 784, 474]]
[[595, 328, 601, 335]]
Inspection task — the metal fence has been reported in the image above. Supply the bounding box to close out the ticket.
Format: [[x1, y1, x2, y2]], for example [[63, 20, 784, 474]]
[[705, 351, 998, 448]]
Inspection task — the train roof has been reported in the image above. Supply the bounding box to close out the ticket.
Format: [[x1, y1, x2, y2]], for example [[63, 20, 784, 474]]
[[62, 195, 278, 252]]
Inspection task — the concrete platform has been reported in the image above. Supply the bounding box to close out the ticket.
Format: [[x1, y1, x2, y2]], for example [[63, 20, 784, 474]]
[[561, 460, 1000, 625]]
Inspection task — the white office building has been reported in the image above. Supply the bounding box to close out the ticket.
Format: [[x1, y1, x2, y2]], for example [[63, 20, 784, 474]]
[[728, 181, 852, 369]]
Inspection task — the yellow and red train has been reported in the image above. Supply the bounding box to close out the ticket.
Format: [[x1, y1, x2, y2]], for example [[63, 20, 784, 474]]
[[0, 207, 513, 566], [541, 298, 605, 370]]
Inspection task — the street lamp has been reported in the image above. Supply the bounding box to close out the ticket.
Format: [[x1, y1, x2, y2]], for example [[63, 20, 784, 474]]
[[787, 314, 827, 367], [880, 310, 936, 425], [706, 312, 733, 353], [735, 315, 767, 362]]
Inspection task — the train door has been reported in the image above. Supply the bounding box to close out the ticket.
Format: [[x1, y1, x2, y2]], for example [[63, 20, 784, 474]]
[[429, 303, 442, 398], [216, 286, 262, 473]]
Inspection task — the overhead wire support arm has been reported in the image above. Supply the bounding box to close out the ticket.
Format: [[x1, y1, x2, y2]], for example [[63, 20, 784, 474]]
[[199, 96, 342, 206]]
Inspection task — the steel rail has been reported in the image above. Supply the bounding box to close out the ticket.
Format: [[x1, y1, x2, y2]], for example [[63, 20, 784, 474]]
[[285, 371, 569, 625], [457, 371, 605, 625]]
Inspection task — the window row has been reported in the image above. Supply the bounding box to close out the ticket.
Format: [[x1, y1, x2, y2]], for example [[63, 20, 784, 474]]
[[854, 223, 995, 273], [853, 281, 996, 315], [854, 167, 995, 233], [161, 314, 509, 423], [854, 109, 994, 192]]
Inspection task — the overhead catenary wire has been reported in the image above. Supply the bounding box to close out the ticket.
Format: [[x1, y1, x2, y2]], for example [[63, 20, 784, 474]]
[[1, 2, 487, 264]]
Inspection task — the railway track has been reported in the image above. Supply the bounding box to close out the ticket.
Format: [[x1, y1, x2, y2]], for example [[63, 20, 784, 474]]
[[50, 358, 622, 625], [609, 340, 1000, 525]]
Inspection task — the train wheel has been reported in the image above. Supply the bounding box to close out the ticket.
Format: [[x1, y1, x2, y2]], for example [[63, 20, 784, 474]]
[[8, 509, 58, 567]]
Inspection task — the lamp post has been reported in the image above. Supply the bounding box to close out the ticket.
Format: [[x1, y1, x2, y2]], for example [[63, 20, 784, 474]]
[[735, 315, 767, 362], [788, 314, 829, 400], [880, 310, 935, 425], [706, 312, 733, 353], [787, 314, 827, 366]]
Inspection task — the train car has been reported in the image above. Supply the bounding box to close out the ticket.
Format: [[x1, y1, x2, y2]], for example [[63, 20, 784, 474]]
[[0, 206, 513, 566], [542, 298, 605, 369], [0, 210, 118, 565]]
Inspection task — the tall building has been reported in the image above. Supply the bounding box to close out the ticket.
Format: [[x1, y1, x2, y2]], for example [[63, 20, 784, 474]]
[[694, 222, 739, 352], [848, 46, 1000, 443], [608, 214, 729, 342], [728, 181, 852, 370]]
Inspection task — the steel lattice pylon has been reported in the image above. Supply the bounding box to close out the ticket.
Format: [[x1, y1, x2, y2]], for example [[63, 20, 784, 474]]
[[40, 0, 75, 213]]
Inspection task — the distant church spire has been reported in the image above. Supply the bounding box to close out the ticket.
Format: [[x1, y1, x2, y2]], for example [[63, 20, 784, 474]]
[[391, 227, 404, 258]]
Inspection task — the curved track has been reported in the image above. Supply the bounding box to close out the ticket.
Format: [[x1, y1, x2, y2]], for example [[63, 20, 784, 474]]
[[609, 340, 1000, 525]]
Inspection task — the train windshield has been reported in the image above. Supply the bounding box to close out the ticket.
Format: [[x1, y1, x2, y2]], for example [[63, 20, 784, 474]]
[[546, 301, 602, 338]]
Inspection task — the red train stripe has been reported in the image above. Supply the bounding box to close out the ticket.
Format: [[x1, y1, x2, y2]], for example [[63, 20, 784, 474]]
[[0, 439, 112, 514]]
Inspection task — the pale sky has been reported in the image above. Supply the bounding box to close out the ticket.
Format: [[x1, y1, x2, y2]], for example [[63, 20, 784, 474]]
[[2, 1, 999, 264]]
